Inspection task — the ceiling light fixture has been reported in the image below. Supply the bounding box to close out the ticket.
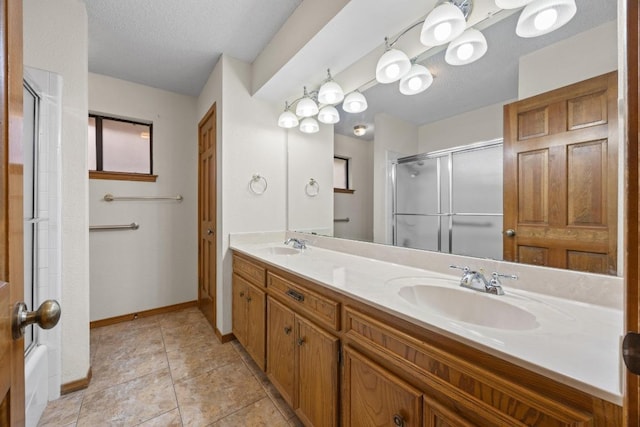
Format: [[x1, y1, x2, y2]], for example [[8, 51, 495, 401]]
[[276, 69, 367, 133], [295, 87, 319, 117], [420, 0, 472, 47], [515, 0, 577, 38], [277, 101, 299, 129], [353, 125, 367, 136], [375, 37, 412, 84], [299, 117, 319, 134], [318, 105, 340, 124], [317, 69, 345, 104], [399, 63, 434, 95], [445, 28, 487, 65], [343, 91, 368, 113]]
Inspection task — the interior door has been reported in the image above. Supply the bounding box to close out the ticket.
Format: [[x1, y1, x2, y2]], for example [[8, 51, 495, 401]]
[[0, 0, 25, 424], [624, 1, 640, 425], [503, 71, 618, 275], [198, 104, 217, 329]]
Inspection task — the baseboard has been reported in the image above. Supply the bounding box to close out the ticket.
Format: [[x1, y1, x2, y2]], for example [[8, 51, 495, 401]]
[[61, 367, 92, 395], [216, 328, 235, 343], [89, 300, 198, 329]]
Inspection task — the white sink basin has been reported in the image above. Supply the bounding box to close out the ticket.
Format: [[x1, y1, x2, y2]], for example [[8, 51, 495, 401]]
[[256, 246, 301, 256], [398, 285, 539, 331]]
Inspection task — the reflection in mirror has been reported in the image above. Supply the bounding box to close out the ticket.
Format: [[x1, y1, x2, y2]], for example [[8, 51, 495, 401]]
[[327, 0, 619, 275]]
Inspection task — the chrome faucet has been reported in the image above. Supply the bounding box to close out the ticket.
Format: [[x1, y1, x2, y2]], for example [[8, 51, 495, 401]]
[[284, 238, 307, 249], [449, 265, 517, 295]]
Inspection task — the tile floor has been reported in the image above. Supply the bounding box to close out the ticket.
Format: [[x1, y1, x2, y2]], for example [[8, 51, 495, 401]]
[[38, 307, 302, 426]]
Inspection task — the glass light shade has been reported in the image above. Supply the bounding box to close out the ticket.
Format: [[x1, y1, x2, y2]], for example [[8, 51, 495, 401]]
[[317, 80, 345, 105], [420, 3, 467, 46], [278, 110, 299, 128], [318, 106, 340, 124], [342, 91, 368, 113], [399, 64, 433, 95], [299, 117, 319, 133], [375, 48, 412, 84], [445, 29, 488, 65], [495, 0, 535, 8], [295, 96, 319, 117], [516, 0, 576, 38], [353, 125, 367, 136]]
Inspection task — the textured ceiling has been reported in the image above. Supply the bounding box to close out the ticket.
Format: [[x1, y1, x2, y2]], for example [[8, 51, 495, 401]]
[[334, 0, 617, 140], [84, 0, 302, 96]]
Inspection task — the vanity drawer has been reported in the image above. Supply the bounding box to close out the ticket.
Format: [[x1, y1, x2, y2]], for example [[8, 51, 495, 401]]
[[233, 255, 266, 287], [343, 307, 593, 427], [267, 272, 340, 331]]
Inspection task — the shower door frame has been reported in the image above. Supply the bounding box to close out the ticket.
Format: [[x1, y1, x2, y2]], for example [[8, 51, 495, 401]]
[[391, 138, 503, 255]]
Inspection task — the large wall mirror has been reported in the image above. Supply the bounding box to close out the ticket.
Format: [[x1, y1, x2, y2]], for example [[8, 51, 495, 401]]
[[291, 0, 620, 276]]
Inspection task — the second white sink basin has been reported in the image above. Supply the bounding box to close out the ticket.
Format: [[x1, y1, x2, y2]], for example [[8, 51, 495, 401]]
[[257, 246, 301, 256], [398, 285, 539, 331]]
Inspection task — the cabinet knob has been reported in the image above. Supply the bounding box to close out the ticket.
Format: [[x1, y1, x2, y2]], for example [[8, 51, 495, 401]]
[[284, 326, 292, 335], [504, 228, 516, 237], [392, 414, 405, 426], [297, 337, 305, 346], [246, 296, 252, 302], [239, 292, 245, 297]]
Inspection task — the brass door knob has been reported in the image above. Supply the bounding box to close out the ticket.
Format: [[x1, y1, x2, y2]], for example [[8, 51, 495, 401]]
[[12, 300, 61, 340]]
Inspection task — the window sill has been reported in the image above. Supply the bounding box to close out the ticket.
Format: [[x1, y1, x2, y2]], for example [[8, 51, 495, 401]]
[[334, 188, 355, 194], [89, 171, 158, 182]]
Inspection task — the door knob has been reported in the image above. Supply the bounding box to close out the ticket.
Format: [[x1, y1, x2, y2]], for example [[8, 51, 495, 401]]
[[504, 229, 516, 237], [12, 300, 61, 340], [623, 332, 640, 375]]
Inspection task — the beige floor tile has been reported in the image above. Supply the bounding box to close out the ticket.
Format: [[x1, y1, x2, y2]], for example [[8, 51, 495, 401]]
[[37, 390, 84, 427], [210, 397, 289, 427], [77, 369, 177, 427], [87, 347, 169, 394], [174, 359, 265, 426], [161, 320, 216, 353], [93, 326, 165, 364], [136, 408, 182, 426], [158, 307, 207, 330], [166, 339, 238, 382]]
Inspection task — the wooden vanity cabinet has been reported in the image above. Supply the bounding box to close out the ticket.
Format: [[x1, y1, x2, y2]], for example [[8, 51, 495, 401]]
[[343, 346, 423, 427], [266, 272, 340, 427], [231, 254, 266, 370], [232, 274, 266, 369]]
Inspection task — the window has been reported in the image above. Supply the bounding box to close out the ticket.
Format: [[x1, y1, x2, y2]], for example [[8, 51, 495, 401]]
[[333, 156, 354, 193], [88, 114, 156, 181]]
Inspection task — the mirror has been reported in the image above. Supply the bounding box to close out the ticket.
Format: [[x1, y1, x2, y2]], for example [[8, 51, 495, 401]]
[[290, 0, 620, 275]]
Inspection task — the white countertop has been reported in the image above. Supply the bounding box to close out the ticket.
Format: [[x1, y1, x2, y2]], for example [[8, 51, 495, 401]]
[[230, 240, 623, 405]]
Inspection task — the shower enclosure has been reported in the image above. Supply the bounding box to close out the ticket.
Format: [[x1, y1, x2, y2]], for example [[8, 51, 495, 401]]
[[392, 139, 503, 260]]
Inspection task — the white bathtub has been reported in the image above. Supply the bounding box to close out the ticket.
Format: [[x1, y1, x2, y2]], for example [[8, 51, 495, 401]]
[[25, 345, 48, 427]]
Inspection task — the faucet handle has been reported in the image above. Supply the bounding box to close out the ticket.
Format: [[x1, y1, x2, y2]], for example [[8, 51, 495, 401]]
[[449, 265, 470, 273], [491, 272, 518, 281]]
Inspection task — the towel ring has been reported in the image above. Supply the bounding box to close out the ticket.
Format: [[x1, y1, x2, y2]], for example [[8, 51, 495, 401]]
[[249, 174, 268, 195], [305, 178, 320, 197]]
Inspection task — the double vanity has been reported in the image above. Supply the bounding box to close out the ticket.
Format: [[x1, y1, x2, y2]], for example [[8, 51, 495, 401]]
[[230, 232, 623, 426]]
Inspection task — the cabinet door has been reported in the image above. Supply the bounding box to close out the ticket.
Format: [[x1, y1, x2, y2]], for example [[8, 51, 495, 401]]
[[266, 297, 296, 406], [423, 395, 479, 427], [246, 284, 266, 371], [343, 346, 422, 427], [232, 274, 248, 347], [296, 316, 339, 427]]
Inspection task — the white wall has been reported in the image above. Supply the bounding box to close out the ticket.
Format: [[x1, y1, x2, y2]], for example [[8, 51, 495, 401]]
[[23, 0, 90, 385], [198, 55, 289, 334], [334, 134, 373, 242], [87, 74, 198, 321], [373, 113, 418, 244], [288, 126, 334, 235], [418, 101, 507, 152], [519, 21, 618, 99]]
